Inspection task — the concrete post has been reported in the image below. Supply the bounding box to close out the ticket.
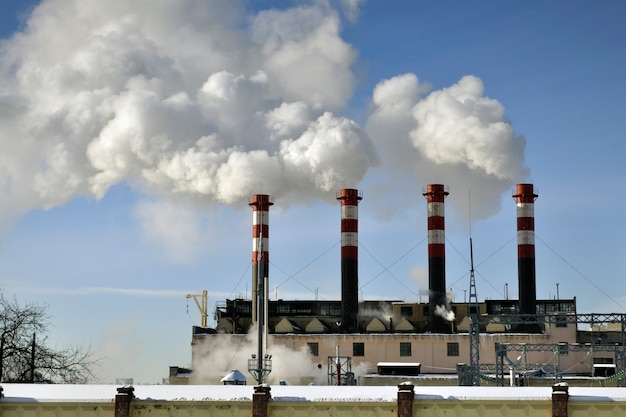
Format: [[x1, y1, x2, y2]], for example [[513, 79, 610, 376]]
[[253, 385, 271, 417], [552, 382, 569, 417], [397, 383, 414, 417], [115, 386, 135, 417]]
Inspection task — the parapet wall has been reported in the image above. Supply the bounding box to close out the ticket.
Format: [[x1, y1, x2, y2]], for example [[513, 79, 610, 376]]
[[1, 383, 625, 417]]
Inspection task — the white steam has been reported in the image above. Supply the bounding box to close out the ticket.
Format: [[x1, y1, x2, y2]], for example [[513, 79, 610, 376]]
[[191, 332, 327, 385], [434, 304, 456, 322], [0, 0, 530, 252], [0, 0, 376, 232], [366, 73, 529, 222]]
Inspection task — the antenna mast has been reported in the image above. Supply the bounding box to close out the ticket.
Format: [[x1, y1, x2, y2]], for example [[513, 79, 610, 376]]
[[468, 238, 480, 385], [468, 190, 480, 385]]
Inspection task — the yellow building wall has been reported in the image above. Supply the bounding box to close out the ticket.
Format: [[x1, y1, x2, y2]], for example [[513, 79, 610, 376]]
[[132, 402, 251, 417], [0, 403, 115, 417], [3, 396, 626, 417]]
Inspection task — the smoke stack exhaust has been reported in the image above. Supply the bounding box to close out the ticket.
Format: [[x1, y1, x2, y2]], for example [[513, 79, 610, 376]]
[[250, 194, 273, 323], [337, 189, 362, 333], [513, 184, 538, 324], [422, 184, 450, 333]]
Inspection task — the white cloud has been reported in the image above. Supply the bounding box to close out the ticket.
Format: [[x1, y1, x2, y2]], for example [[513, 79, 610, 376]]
[[411, 75, 527, 181], [0, 0, 529, 246], [0, 0, 374, 233], [365, 74, 529, 223]]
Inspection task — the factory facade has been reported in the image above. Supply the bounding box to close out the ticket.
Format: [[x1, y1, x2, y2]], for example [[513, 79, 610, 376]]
[[186, 184, 625, 386]]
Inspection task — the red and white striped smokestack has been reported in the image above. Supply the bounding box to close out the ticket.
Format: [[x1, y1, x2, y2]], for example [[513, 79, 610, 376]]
[[422, 184, 449, 333], [513, 183, 538, 318], [337, 189, 362, 333], [250, 194, 273, 323]]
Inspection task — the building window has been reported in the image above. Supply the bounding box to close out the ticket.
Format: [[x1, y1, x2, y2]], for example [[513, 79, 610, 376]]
[[307, 342, 319, 356], [236, 302, 251, 315], [447, 342, 459, 357], [556, 316, 567, 328], [400, 306, 413, 317], [558, 343, 568, 355], [276, 303, 290, 314], [353, 342, 365, 357], [400, 342, 412, 357]]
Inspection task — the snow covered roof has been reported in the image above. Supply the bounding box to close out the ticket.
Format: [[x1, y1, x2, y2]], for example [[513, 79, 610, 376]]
[[2, 384, 626, 403]]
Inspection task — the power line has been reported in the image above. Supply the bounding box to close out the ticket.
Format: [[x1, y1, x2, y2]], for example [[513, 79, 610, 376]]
[[358, 238, 426, 297], [271, 241, 340, 297], [536, 234, 625, 311]]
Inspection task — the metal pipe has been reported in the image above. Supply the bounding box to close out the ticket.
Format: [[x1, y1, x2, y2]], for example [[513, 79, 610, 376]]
[[249, 194, 273, 323]]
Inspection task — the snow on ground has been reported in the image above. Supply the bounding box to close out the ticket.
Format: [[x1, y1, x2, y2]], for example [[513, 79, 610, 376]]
[[1, 384, 626, 402]]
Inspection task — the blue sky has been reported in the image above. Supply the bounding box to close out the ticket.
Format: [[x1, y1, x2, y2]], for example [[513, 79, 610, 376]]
[[0, 0, 624, 384]]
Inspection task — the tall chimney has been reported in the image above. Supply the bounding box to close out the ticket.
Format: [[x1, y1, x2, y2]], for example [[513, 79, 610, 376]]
[[513, 184, 538, 322], [250, 194, 273, 323], [337, 189, 362, 333], [422, 184, 450, 333]]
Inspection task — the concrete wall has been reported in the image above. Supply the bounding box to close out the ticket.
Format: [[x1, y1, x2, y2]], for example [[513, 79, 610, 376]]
[[2, 384, 626, 417], [1, 402, 114, 417]]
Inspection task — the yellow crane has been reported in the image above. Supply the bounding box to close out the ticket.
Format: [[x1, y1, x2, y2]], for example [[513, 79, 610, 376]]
[[186, 290, 208, 328]]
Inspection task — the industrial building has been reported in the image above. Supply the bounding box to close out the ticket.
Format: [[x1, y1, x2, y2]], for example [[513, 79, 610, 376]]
[[184, 184, 626, 386]]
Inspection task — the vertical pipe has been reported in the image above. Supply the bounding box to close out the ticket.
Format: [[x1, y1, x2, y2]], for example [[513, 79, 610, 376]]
[[422, 184, 449, 333], [250, 194, 273, 324], [513, 184, 538, 318], [337, 189, 362, 333]]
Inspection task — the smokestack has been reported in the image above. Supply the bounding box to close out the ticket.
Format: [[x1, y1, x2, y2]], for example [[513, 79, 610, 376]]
[[422, 184, 450, 333], [250, 194, 273, 323], [336, 189, 362, 333], [513, 184, 538, 324]]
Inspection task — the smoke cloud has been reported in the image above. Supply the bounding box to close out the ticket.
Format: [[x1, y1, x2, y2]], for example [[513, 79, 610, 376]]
[[0, 0, 376, 231], [366, 73, 529, 222], [0, 0, 529, 248], [192, 332, 327, 385], [434, 304, 455, 322]]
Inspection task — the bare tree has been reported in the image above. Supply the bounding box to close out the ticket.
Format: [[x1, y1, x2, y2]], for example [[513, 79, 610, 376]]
[[0, 292, 96, 383]]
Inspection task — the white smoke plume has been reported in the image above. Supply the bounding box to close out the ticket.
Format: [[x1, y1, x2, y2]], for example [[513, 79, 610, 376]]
[[0, 0, 530, 249], [0, 0, 377, 232], [191, 332, 327, 385], [366, 73, 529, 222], [434, 304, 455, 322]]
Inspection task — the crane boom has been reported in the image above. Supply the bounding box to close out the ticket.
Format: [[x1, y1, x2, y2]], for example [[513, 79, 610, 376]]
[[186, 290, 208, 328]]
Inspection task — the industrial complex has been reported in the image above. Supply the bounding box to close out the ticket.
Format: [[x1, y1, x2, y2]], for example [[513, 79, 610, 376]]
[[178, 184, 626, 387]]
